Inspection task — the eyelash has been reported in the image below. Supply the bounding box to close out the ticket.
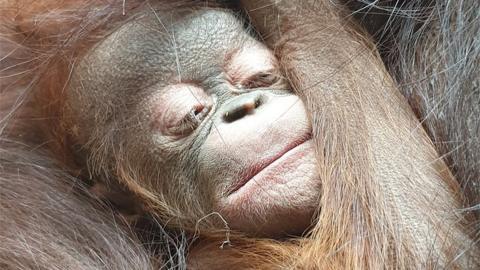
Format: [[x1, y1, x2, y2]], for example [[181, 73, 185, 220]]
[[180, 105, 210, 130], [239, 71, 281, 89], [170, 98, 216, 138]]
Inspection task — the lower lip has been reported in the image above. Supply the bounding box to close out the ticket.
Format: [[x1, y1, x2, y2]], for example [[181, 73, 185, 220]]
[[225, 139, 312, 200]]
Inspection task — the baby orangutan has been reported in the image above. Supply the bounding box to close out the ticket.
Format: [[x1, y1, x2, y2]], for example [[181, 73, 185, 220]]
[[1, 1, 478, 269], [64, 9, 319, 237]]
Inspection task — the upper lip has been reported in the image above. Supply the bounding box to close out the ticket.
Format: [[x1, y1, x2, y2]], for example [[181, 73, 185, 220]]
[[228, 132, 312, 195]]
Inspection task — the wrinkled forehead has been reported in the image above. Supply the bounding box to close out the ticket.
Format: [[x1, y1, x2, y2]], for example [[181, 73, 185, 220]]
[[80, 9, 254, 80]]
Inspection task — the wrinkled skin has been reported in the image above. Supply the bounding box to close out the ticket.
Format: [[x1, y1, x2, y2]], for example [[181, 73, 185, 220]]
[[66, 9, 319, 236]]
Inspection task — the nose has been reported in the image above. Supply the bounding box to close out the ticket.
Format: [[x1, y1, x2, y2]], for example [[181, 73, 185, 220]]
[[222, 93, 264, 123]]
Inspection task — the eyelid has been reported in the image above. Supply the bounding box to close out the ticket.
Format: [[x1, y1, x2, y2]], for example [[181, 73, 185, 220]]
[[152, 84, 215, 138], [237, 70, 281, 90], [172, 94, 217, 139]]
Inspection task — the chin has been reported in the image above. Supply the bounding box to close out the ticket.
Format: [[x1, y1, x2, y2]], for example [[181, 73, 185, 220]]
[[217, 140, 321, 236]]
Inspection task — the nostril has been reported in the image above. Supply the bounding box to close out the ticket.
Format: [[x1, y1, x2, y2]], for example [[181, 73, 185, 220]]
[[242, 102, 256, 112], [223, 104, 251, 123], [223, 95, 263, 123]]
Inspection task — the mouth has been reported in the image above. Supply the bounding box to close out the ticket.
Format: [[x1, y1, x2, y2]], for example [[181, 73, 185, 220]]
[[228, 132, 312, 195]]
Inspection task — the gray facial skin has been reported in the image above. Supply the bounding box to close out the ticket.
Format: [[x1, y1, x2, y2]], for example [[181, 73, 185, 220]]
[[67, 8, 320, 236]]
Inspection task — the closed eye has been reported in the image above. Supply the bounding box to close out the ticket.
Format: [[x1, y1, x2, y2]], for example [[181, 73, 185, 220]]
[[240, 71, 281, 89]]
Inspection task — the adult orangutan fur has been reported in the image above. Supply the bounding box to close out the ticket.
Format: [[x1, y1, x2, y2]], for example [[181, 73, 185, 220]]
[[347, 0, 480, 215], [0, 1, 478, 269]]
